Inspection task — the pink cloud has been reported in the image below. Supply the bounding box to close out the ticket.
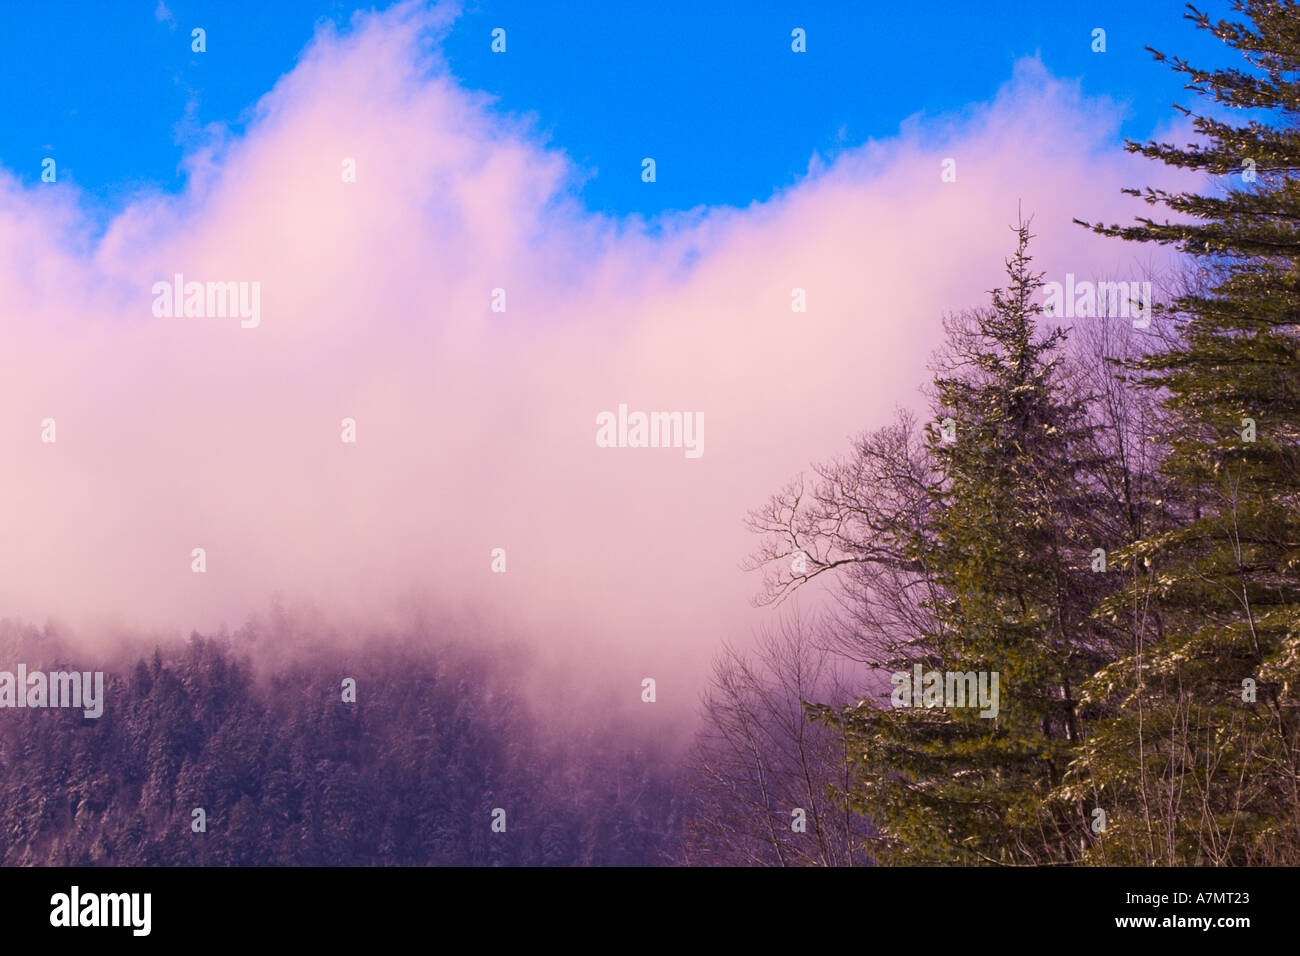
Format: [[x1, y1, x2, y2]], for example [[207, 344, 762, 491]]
[[0, 4, 1193, 715]]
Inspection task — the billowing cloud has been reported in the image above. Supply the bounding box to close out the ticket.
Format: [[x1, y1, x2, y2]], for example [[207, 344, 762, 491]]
[[0, 3, 1191, 715]]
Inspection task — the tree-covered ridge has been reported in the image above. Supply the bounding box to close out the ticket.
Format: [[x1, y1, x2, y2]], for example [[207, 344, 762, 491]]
[[0, 628, 678, 866]]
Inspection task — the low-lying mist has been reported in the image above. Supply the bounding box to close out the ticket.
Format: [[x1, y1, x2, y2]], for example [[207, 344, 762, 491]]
[[0, 612, 686, 865]]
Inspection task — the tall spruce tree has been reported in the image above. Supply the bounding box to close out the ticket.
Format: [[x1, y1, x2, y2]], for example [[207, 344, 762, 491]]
[[1065, 0, 1300, 864], [829, 224, 1108, 864]]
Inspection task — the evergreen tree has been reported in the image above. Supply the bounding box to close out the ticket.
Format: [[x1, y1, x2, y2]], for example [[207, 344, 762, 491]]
[[1066, 0, 1300, 864], [830, 224, 1109, 864]]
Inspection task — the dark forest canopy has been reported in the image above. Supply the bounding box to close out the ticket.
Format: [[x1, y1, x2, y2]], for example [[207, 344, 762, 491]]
[[0, 621, 680, 866]]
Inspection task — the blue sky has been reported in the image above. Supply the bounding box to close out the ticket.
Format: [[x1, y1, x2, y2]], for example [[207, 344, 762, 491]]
[[0, 0, 1238, 221]]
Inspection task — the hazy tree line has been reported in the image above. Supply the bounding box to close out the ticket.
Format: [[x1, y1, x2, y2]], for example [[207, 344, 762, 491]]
[[677, 1, 1300, 865], [0, 622, 678, 865]]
